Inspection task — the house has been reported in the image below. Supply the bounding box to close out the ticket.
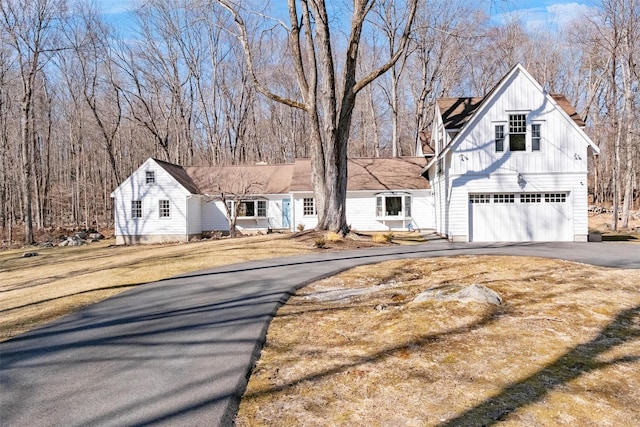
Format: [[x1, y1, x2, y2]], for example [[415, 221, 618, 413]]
[[110, 157, 433, 244], [422, 64, 600, 242]]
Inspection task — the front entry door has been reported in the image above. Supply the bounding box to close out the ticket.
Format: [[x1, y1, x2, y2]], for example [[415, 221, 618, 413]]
[[282, 198, 291, 229]]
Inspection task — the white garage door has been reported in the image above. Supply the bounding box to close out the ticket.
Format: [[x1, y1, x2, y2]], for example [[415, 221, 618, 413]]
[[469, 192, 572, 242]]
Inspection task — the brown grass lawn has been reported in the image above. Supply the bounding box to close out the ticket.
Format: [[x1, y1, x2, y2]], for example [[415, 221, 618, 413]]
[[0, 231, 418, 341], [236, 256, 640, 426]]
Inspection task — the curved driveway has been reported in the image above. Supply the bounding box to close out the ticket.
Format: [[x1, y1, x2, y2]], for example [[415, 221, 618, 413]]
[[1, 240, 639, 426]]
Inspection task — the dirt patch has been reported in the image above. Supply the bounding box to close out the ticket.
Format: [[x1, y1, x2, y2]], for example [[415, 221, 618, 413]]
[[236, 256, 640, 426]]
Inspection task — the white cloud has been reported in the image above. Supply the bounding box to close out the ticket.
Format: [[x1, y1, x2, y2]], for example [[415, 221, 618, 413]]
[[492, 2, 596, 31]]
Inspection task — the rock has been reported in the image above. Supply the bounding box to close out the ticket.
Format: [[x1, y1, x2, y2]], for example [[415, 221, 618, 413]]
[[59, 236, 85, 247], [75, 231, 88, 239], [22, 251, 38, 258], [374, 304, 388, 311], [40, 242, 54, 248], [414, 284, 502, 305], [588, 231, 602, 242], [88, 232, 104, 240], [58, 240, 69, 247]]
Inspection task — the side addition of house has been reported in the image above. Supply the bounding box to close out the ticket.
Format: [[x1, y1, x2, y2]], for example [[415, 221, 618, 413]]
[[425, 64, 600, 242]]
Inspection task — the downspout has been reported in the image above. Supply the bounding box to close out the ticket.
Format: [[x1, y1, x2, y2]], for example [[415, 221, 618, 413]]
[[186, 194, 193, 242]]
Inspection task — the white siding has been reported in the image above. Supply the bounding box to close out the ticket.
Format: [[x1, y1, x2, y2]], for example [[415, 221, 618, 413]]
[[451, 71, 590, 177], [447, 172, 587, 241], [292, 193, 318, 231], [112, 159, 190, 241], [200, 195, 288, 232], [187, 196, 202, 235], [345, 191, 434, 231]]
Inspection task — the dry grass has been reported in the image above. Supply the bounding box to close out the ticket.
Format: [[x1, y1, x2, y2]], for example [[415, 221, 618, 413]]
[[589, 212, 640, 242], [0, 231, 415, 342], [236, 256, 640, 426], [0, 234, 318, 341]]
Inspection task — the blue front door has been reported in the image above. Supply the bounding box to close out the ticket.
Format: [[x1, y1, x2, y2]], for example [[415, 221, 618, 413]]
[[282, 198, 291, 228]]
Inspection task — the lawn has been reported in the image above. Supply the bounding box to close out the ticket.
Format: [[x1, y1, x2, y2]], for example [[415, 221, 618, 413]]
[[0, 231, 418, 341], [236, 256, 640, 426]]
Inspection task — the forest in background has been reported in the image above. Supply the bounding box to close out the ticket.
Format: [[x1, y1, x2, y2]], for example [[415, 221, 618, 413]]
[[0, 0, 638, 243]]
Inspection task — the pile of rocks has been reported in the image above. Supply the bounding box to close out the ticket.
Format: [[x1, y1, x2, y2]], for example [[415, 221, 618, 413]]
[[58, 231, 105, 247]]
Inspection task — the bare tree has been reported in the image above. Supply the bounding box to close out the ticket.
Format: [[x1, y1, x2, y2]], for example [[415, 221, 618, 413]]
[[217, 0, 418, 233], [0, 0, 64, 243]]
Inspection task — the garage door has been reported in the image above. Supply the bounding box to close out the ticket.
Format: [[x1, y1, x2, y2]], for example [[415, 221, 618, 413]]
[[469, 192, 572, 242]]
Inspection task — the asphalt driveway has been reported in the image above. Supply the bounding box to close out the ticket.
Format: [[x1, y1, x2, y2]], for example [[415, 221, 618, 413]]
[[1, 240, 639, 426]]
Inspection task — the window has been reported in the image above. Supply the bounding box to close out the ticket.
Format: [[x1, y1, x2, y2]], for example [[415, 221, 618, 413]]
[[545, 193, 566, 203], [469, 194, 491, 204], [495, 125, 505, 152], [509, 114, 527, 151], [131, 200, 142, 218], [493, 194, 515, 203], [532, 124, 541, 151], [520, 193, 542, 203], [257, 200, 267, 217], [376, 195, 412, 217], [227, 200, 268, 217], [159, 200, 170, 217], [145, 171, 155, 184], [303, 198, 316, 216]]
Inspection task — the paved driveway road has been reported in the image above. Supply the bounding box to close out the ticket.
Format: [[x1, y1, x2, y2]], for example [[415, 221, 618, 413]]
[[2, 241, 639, 426]]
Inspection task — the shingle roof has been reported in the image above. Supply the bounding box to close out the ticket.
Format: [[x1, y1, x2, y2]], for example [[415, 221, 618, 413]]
[[290, 157, 429, 192], [153, 159, 200, 194], [184, 164, 294, 195], [437, 94, 585, 131]]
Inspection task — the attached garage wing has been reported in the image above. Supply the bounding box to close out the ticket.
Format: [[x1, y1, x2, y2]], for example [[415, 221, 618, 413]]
[[468, 192, 573, 242]]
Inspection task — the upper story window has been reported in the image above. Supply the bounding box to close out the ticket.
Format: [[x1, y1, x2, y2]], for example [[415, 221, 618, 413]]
[[532, 123, 541, 151], [131, 200, 142, 218], [376, 194, 412, 218], [159, 199, 170, 217], [303, 198, 316, 216], [495, 125, 505, 152], [145, 171, 156, 184], [509, 114, 527, 151]]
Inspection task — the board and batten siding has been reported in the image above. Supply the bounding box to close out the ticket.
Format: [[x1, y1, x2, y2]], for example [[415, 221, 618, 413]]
[[112, 158, 192, 244], [451, 72, 590, 177], [446, 173, 587, 242]]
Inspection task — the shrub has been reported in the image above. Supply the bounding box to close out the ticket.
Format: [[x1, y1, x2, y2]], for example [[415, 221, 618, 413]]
[[314, 237, 326, 248], [372, 232, 394, 243], [325, 231, 342, 242], [297, 223, 305, 232]]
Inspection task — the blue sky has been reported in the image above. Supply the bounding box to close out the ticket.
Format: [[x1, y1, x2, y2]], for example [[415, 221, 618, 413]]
[[96, 0, 595, 32]]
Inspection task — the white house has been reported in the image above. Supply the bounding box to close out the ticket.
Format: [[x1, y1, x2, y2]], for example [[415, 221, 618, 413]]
[[111, 157, 433, 244], [422, 64, 600, 242]]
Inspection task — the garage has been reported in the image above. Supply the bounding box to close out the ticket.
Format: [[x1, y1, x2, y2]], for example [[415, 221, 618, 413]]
[[468, 192, 573, 242]]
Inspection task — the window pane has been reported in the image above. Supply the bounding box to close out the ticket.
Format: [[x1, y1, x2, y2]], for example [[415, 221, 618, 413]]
[[509, 134, 526, 151], [239, 201, 254, 217], [159, 200, 170, 217], [145, 171, 155, 184], [495, 125, 504, 152], [257, 200, 267, 216], [131, 200, 142, 218], [303, 198, 315, 216], [386, 196, 402, 216], [376, 196, 383, 217], [532, 124, 541, 151], [404, 196, 412, 217], [509, 114, 527, 151]]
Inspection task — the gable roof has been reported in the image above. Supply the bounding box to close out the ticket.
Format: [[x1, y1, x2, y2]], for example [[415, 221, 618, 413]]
[[184, 164, 294, 195], [291, 157, 429, 192], [426, 64, 599, 172], [153, 159, 200, 194]]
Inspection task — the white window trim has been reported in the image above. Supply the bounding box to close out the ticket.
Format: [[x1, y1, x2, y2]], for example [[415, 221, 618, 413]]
[[145, 171, 156, 184], [131, 200, 142, 219], [226, 200, 268, 219], [159, 199, 171, 218], [303, 198, 316, 216], [375, 193, 412, 219]]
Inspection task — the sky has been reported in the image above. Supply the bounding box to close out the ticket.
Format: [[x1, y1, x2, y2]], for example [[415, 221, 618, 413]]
[[96, 0, 596, 33]]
